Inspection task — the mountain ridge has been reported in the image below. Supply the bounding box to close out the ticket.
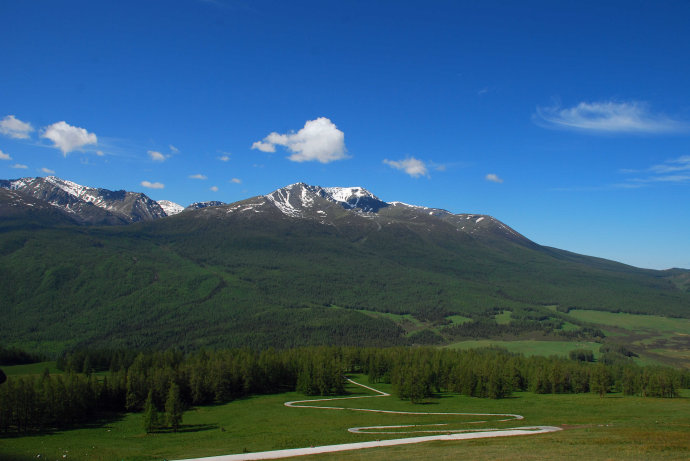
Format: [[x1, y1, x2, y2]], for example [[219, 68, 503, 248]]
[[1, 175, 689, 355], [0, 176, 166, 224], [0, 177, 533, 247]]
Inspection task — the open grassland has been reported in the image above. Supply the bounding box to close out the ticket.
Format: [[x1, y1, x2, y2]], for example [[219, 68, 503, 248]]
[[445, 340, 603, 358], [567, 309, 690, 335], [1, 375, 688, 461], [1, 361, 61, 377], [565, 310, 690, 369]]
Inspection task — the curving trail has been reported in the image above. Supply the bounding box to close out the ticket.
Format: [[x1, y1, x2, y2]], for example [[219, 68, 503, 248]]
[[175, 378, 561, 461]]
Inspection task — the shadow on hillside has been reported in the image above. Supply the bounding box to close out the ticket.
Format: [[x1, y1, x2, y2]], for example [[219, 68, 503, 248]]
[[0, 411, 126, 439], [153, 423, 218, 434]]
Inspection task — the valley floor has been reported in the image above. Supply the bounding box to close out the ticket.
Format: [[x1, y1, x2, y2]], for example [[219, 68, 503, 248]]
[[1, 375, 688, 461], [174, 378, 561, 461]]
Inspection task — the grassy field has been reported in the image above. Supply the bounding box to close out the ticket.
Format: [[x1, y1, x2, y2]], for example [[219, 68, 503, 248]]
[[445, 339, 602, 358], [567, 309, 690, 335], [1, 375, 689, 461], [564, 310, 690, 369], [1, 361, 61, 377]]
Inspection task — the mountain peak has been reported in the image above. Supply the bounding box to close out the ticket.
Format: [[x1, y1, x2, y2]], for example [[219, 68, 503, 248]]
[[186, 200, 226, 210], [158, 200, 184, 216], [266, 183, 388, 215], [1, 175, 166, 223]]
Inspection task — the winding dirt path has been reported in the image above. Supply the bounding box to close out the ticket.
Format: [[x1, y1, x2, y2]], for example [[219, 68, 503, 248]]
[[175, 378, 561, 461]]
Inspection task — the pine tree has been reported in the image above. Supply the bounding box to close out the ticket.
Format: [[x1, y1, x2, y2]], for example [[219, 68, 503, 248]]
[[142, 390, 159, 434], [165, 382, 183, 432]]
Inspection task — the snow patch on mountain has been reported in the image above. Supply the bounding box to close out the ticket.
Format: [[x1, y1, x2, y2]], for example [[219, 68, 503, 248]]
[[265, 183, 388, 217], [158, 200, 184, 216], [186, 201, 226, 210], [266, 187, 302, 218], [44, 176, 88, 199]]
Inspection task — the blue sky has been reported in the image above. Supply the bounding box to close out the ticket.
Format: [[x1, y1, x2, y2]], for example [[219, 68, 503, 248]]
[[1, 0, 689, 270]]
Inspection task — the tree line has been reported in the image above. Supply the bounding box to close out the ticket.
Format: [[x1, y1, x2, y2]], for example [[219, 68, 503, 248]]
[[1, 346, 688, 435]]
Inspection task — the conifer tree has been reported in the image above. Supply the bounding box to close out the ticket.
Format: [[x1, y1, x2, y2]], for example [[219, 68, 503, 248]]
[[165, 382, 183, 432], [143, 390, 158, 434]]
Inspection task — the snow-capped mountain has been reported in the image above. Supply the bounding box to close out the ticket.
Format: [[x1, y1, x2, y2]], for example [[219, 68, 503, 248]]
[[157, 200, 184, 216], [188, 182, 531, 245], [0, 178, 529, 245], [186, 200, 226, 210], [0, 176, 167, 224]]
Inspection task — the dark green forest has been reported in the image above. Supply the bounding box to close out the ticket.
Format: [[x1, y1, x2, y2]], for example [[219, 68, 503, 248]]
[[1, 205, 688, 355]]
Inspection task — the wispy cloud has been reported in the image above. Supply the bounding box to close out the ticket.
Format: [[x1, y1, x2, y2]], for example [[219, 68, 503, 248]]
[[41, 167, 55, 174], [485, 173, 503, 183], [11, 163, 28, 169], [41, 121, 97, 155], [0, 149, 11, 160], [621, 155, 690, 185], [218, 154, 230, 162], [141, 180, 165, 189], [230, 178, 242, 184], [0, 115, 34, 139], [383, 157, 429, 178], [252, 117, 348, 163], [189, 173, 208, 180], [210, 185, 219, 192], [535, 101, 688, 134]]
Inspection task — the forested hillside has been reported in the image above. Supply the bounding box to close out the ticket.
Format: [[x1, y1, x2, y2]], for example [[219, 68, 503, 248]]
[[1, 183, 689, 355]]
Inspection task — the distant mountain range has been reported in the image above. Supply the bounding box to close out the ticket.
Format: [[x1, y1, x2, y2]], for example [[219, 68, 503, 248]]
[[1, 176, 688, 354], [0, 177, 530, 244]]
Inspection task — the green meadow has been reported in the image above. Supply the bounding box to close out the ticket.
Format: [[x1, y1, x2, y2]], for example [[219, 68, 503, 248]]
[[445, 339, 603, 358], [565, 310, 690, 368], [1, 375, 689, 461], [2, 361, 61, 377], [441, 309, 690, 369]]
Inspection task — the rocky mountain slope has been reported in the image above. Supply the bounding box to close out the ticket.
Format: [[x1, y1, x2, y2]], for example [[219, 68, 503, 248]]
[[185, 182, 533, 246], [0, 176, 167, 224]]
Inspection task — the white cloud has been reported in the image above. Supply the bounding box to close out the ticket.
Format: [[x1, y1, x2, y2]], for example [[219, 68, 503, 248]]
[[148, 150, 167, 162], [218, 154, 230, 162], [251, 140, 276, 152], [0, 115, 34, 139], [141, 180, 165, 189], [535, 101, 688, 134], [189, 173, 207, 180], [169, 144, 179, 154], [230, 177, 242, 184], [251, 117, 348, 163], [0, 149, 11, 160], [41, 167, 55, 174], [210, 185, 219, 192], [11, 163, 28, 169], [383, 157, 429, 178], [96, 150, 105, 157], [485, 173, 504, 183], [41, 121, 97, 155]]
